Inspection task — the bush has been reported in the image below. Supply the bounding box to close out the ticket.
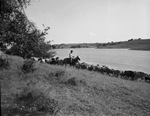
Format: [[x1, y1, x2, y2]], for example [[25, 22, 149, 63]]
[[66, 77, 87, 86], [48, 69, 66, 84], [14, 89, 60, 115], [0, 57, 9, 70], [66, 77, 77, 86], [55, 70, 65, 77], [21, 59, 36, 73]]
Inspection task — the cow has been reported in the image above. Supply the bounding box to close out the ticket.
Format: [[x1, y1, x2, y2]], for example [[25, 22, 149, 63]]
[[113, 69, 121, 77], [57, 59, 64, 66], [134, 71, 148, 81], [49, 57, 59, 65], [38, 57, 44, 63], [45, 58, 52, 64], [31, 57, 39, 62], [79, 62, 89, 69], [88, 65, 95, 71], [144, 75, 150, 82], [121, 70, 136, 80]]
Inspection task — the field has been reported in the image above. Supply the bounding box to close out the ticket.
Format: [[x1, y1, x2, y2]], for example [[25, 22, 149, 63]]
[[1, 54, 150, 116]]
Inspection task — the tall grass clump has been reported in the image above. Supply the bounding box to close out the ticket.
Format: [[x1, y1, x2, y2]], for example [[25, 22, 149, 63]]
[[14, 88, 60, 115], [21, 59, 36, 73], [48, 69, 67, 84], [2, 87, 60, 116]]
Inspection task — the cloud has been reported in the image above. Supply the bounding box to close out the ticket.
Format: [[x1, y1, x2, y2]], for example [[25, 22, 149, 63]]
[[89, 32, 96, 36]]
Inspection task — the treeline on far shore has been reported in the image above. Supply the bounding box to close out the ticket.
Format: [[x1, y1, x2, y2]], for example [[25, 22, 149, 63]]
[[53, 38, 150, 51]]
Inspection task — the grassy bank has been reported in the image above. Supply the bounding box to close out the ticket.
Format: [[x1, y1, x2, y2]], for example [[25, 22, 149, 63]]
[[1, 54, 150, 116]]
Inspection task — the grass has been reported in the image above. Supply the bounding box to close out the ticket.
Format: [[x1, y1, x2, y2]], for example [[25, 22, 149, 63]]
[[1, 54, 150, 116]]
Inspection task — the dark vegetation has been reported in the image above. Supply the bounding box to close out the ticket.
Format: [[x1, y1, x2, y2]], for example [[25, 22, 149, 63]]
[[14, 89, 59, 115], [21, 59, 36, 73]]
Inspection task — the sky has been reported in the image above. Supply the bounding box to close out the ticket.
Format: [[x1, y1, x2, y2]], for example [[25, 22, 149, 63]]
[[25, 0, 150, 44]]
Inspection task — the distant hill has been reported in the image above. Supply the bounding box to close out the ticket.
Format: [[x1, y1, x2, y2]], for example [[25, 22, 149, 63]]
[[97, 39, 150, 51], [53, 39, 150, 51], [53, 43, 97, 49]]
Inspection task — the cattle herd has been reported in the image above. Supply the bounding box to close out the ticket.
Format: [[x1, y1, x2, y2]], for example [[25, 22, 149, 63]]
[[30, 56, 150, 83]]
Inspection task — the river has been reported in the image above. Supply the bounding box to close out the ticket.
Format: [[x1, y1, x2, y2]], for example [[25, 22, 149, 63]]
[[53, 48, 150, 74]]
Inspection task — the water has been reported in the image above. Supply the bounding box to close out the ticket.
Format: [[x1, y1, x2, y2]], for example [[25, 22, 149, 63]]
[[53, 48, 150, 74]]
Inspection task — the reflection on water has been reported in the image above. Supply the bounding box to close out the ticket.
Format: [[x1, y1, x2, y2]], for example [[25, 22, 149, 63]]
[[54, 48, 150, 74]]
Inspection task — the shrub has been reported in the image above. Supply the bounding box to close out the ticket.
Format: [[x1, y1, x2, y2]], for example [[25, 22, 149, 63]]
[[21, 59, 36, 73], [48, 69, 66, 84], [49, 70, 65, 77], [55, 70, 65, 77], [66, 77, 87, 86], [66, 77, 77, 86], [0, 57, 9, 70], [14, 89, 60, 115]]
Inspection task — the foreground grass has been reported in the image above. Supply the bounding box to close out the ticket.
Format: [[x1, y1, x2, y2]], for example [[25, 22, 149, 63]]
[[1, 55, 150, 116]]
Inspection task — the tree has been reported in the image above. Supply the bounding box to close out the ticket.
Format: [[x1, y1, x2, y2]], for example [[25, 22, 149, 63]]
[[0, 0, 32, 50], [0, 0, 54, 58]]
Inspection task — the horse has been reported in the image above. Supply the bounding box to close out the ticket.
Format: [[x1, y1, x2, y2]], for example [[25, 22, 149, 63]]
[[71, 56, 80, 67], [63, 56, 80, 67]]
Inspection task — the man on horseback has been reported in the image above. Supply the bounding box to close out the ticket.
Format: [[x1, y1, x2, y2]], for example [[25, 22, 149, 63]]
[[69, 50, 74, 63], [63, 50, 80, 67]]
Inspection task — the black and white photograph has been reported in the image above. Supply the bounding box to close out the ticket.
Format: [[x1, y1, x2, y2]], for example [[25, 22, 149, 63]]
[[1, 0, 150, 115]]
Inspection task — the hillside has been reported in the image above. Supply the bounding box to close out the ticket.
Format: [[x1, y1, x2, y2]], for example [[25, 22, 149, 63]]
[[54, 39, 150, 51], [97, 39, 150, 51], [1, 54, 150, 116]]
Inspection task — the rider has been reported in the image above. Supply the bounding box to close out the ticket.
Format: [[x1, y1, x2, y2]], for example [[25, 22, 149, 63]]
[[69, 50, 74, 62]]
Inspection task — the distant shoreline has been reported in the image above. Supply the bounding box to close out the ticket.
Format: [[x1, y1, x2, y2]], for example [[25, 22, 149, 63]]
[[53, 39, 150, 51], [54, 47, 150, 51]]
